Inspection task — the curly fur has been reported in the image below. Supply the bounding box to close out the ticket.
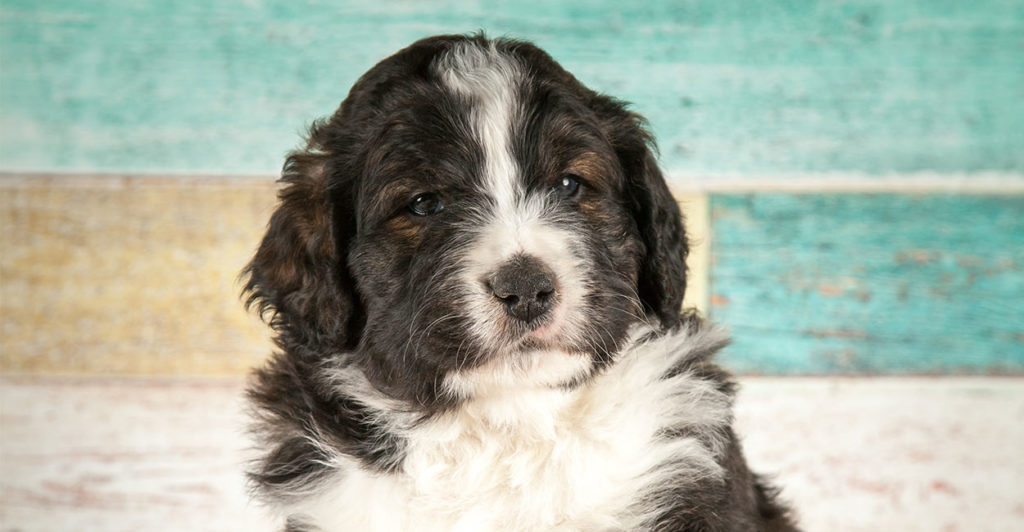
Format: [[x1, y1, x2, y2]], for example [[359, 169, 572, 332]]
[[243, 34, 797, 531]]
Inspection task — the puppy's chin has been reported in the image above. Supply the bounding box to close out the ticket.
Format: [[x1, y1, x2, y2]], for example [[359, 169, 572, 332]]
[[442, 346, 593, 401]]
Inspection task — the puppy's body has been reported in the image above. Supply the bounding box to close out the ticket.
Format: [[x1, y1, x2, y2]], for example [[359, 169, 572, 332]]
[[245, 34, 796, 531]]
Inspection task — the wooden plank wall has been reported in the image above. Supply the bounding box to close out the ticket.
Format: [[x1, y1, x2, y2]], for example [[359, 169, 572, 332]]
[[1, 1, 1021, 375], [710, 194, 1024, 374], [0, 177, 275, 375], [2, 0, 1021, 178]]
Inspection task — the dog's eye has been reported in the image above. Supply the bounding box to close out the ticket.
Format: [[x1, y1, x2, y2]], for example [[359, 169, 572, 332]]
[[408, 193, 444, 216], [552, 175, 581, 198]]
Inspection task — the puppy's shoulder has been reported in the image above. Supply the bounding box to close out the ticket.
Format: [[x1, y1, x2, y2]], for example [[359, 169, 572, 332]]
[[605, 311, 735, 393]]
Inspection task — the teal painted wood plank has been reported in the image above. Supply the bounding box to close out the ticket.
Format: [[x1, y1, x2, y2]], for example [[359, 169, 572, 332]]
[[2, 0, 1022, 176], [709, 194, 1024, 374]]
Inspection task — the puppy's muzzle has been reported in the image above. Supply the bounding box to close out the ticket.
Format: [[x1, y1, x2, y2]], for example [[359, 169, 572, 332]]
[[486, 255, 556, 325]]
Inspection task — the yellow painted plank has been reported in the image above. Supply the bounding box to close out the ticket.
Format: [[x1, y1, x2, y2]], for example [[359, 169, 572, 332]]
[[0, 176, 708, 375], [677, 193, 709, 314], [1, 176, 276, 375]]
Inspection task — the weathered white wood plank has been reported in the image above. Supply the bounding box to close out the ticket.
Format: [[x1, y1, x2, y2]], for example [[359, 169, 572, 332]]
[[2, 377, 1022, 531], [736, 378, 1024, 531], [0, 377, 279, 532]]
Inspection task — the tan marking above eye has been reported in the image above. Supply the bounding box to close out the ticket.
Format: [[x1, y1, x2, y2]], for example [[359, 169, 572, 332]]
[[375, 180, 418, 206], [564, 152, 612, 188], [384, 215, 423, 240]]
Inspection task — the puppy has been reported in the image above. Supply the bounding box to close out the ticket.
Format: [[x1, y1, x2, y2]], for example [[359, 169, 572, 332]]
[[243, 34, 796, 531]]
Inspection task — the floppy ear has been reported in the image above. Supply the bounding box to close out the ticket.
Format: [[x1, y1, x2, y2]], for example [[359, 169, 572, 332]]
[[243, 148, 360, 350], [626, 145, 689, 327], [594, 99, 689, 327]]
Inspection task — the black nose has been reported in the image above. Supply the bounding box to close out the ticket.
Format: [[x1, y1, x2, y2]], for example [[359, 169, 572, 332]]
[[488, 255, 556, 324]]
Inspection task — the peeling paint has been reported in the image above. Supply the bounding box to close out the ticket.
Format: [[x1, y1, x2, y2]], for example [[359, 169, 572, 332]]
[[711, 194, 1024, 374], [1, 0, 1023, 177]]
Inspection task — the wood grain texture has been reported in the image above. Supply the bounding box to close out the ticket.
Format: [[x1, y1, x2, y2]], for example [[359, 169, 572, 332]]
[[3, 376, 1023, 531], [2, 0, 1022, 179], [679, 192, 709, 312], [0, 377, 277, 531], [736, 377, 1024, 531], [0, 175, 710, 375], [1, 176, 276, 375], [709, 193, 1024, 374]]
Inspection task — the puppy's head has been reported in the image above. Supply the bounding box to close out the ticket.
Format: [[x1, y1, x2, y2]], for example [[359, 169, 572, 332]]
[[245, 35, 687, 407]]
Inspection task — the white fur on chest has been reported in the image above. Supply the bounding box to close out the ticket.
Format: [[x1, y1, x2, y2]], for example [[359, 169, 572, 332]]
[[288, 327, 732, 532]]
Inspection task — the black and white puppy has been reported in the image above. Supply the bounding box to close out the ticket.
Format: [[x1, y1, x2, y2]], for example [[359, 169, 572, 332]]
[[244, 34, 796, 531]]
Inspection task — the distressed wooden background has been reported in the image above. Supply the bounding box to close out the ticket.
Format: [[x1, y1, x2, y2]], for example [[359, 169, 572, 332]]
[[711, 194, 1024, 374], [1, 0, 1022, 374], [2, 0, 1022, 178]]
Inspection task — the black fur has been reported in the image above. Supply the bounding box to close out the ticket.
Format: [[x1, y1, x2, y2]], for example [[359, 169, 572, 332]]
[[243, 33, 797, 531]]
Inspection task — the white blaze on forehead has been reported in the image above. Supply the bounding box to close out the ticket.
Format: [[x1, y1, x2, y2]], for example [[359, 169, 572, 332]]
[[435, 43, 592, 375], [435, 42, 522, 213]]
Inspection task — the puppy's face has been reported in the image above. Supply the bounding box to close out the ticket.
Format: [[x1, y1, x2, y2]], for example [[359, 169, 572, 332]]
[[245, 36, 688, 408]]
